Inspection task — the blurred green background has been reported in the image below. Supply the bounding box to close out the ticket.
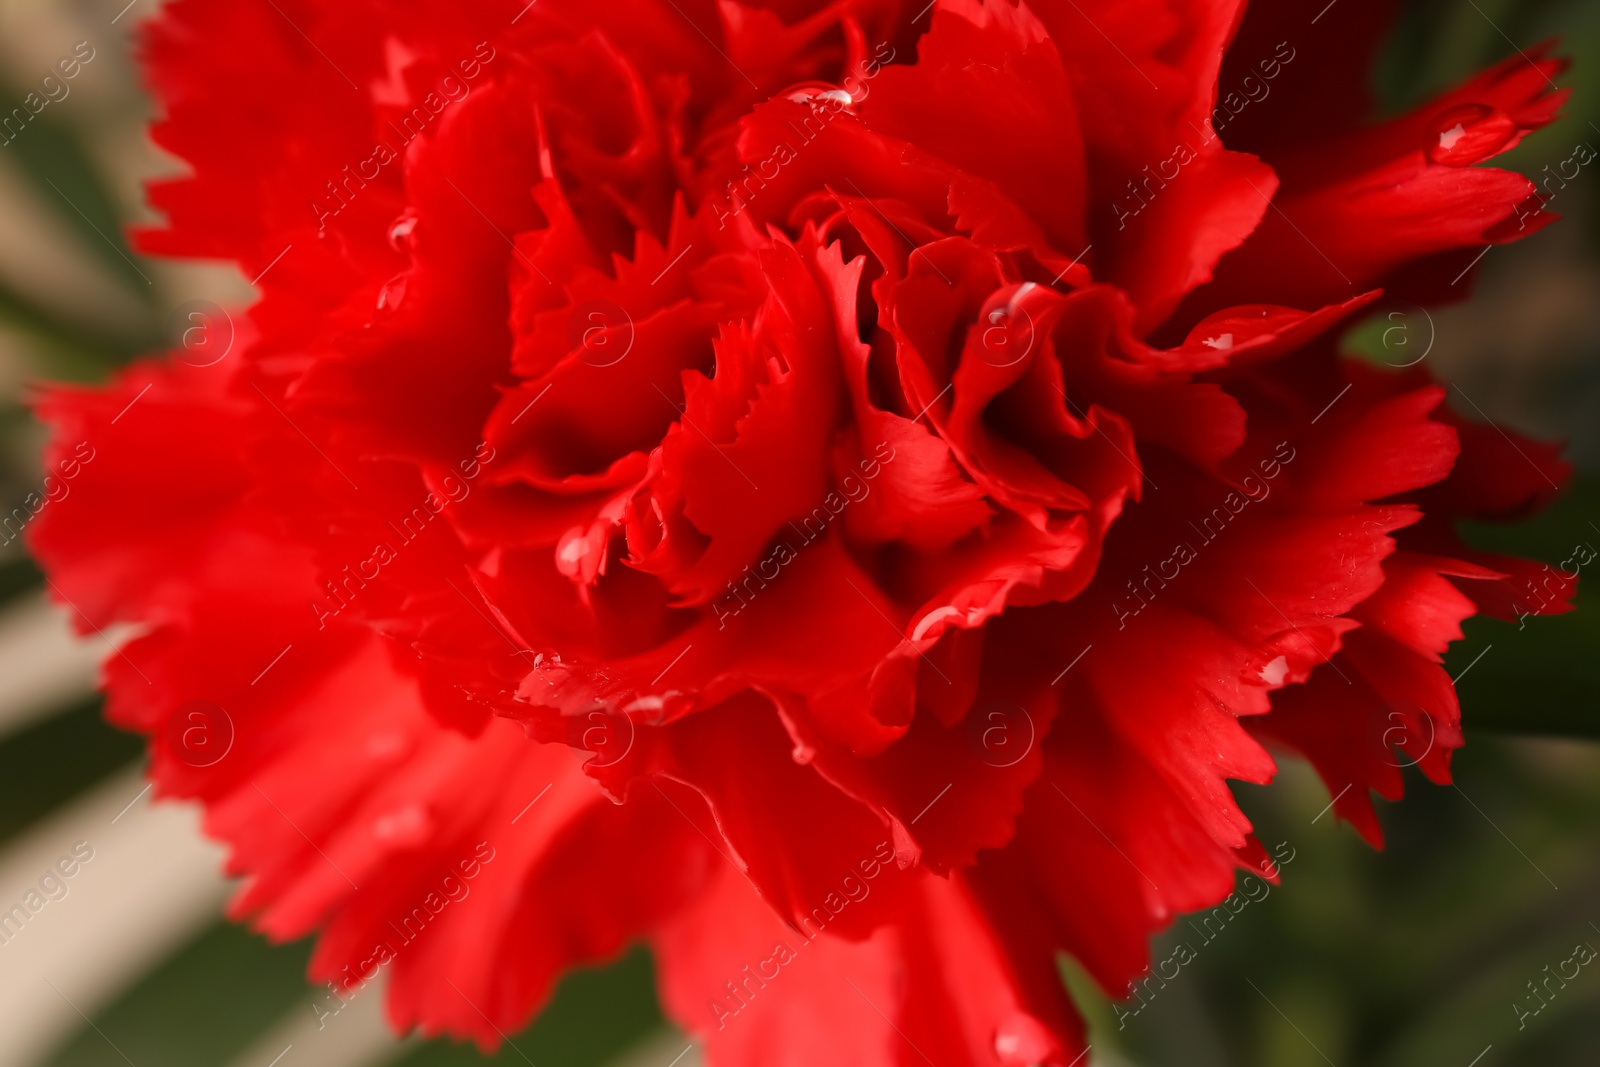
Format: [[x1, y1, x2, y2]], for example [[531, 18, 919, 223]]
[[0, 0, 1597, 1064]]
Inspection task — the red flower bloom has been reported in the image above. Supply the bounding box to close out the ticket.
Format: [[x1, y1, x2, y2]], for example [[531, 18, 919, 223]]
[[31, 0, 1576, 1062]]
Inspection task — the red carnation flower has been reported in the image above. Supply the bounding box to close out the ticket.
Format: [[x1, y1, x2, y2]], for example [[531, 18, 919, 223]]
[[30, 0, 1576, 1063]]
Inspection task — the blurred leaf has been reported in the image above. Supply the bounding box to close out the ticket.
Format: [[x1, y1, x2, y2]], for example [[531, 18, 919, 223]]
[[1375, 0, 1582, 109], [0, 75, 158, 309], [396, 946, 664, 1065], [0, 698, 141, 846], [1092, 743, 1600, 1067], [1453, 612, 1600, 738], [1450, 477, 1600, 740], [43, 922, 316, 1067], [0, 272, 160, 368], [0, 554, 42, 603], [42, 937, 667, 1067]]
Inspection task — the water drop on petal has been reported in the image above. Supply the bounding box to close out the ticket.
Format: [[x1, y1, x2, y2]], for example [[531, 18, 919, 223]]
[[1426, 104, 1516, 166], [782, 80, 857, 111], [1260, 655, 1290, 686], [387, 212, 419, 251]]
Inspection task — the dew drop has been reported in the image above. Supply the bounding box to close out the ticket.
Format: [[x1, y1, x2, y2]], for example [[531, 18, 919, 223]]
[[1426, 104, 1517, 167], [387, 212, 419, 251], [782, 80, 856, 111]]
